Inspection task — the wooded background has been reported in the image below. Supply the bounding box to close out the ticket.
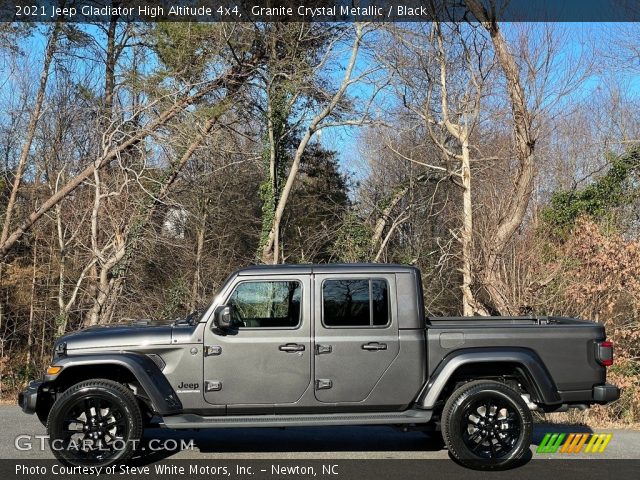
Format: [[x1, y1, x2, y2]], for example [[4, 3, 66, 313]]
[[1, 12, 639, 424]]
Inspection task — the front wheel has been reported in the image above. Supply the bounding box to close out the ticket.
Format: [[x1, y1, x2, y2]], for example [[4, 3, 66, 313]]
[[47, 379, 143, 466], [441, 380, 533, 470]]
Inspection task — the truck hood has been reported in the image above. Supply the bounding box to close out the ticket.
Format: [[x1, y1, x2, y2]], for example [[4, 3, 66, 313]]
[[56, 323, 174, 351]]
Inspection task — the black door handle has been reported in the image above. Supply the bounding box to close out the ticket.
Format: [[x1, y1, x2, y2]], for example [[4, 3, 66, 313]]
[[362, 342, 387, 351], [279, 343, 305, 352]]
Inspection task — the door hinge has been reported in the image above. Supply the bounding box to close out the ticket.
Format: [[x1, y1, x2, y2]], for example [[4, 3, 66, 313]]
[[205, 380, 222, 392], [315, 379, 333, 390], [204, 345, 222, 356], [315, 344, 332, 355]]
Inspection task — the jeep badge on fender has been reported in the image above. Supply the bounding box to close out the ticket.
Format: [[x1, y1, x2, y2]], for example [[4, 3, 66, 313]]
[[176, 382, 199, 390]]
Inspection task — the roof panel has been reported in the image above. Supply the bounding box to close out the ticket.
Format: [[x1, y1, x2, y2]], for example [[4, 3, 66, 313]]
[[236, 263, 418, 276]]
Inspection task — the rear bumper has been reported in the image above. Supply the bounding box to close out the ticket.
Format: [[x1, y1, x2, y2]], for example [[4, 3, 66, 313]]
[[18, 380, 42, 414], [593, 383, 620, 404]]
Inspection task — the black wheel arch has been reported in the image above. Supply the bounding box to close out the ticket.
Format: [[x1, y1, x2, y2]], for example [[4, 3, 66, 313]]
[[43, 353, 182, 416], [417, 347, 562, 409]]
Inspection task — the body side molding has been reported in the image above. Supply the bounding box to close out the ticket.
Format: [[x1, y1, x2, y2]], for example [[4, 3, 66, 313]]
[[161, 409, 432, 429]]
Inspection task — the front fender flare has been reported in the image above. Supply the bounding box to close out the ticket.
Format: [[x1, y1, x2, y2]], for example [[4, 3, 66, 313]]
[[47, 353, 182, 415], [417, 347, 562, 409]]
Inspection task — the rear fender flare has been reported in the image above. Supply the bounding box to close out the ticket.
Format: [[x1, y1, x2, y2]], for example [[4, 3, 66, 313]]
[[417, 347, 561, 409]]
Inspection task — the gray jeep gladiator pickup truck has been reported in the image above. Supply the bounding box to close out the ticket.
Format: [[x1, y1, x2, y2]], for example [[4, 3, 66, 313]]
[[19, 264, 619, 469]]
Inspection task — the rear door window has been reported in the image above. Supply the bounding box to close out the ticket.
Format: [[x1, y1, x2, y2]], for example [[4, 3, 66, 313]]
[[322, 279, 389, 328]]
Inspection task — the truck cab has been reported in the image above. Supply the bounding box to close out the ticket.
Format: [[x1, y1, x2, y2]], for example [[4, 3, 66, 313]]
[[197, 264, 425, 413]]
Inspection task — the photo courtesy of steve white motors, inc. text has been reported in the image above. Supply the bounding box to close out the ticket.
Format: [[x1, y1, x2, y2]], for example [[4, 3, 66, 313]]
[[14, 463, 339, 476]]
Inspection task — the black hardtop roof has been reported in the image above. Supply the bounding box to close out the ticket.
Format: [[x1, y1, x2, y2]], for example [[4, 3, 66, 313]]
[[236, 263, 420, 276]]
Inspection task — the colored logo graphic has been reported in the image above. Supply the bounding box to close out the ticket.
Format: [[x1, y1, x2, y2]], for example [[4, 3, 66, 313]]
[[537, 433, 613, 454]]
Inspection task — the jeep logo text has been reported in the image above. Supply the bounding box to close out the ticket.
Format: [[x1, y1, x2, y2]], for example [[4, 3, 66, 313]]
[[177, 382, 199, 389]]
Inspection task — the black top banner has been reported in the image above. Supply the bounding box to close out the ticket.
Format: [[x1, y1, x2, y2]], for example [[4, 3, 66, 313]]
[[3, 0, 640, 22]]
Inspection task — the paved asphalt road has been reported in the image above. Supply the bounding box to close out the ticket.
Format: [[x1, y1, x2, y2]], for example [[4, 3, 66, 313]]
[[1, 405, 638, 461]]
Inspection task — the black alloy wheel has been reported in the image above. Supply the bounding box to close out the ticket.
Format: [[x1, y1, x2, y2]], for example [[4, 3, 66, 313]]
[[47, 379, 143, 466], [441, 380, 533, 470], [460, 394, 522, 458]]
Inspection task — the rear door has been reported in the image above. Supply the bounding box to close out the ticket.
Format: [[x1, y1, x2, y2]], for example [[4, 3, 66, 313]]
[[313, 273, 399, 403]]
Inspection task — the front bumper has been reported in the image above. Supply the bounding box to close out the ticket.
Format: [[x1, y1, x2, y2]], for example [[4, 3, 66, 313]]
[[18, 380, 43, 414], [593, 383, 620, 403]]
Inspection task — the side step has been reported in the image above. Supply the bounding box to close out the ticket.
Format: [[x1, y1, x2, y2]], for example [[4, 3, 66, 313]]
[[161, 409, 432, 429]]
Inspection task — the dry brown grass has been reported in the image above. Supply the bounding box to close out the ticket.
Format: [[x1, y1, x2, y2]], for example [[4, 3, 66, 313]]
[[535, 409, 640, 430]]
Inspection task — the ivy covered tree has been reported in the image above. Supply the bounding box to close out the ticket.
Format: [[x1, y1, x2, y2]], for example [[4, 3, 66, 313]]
[[543, 145, 640, 236], [254, 23, 345, 263]]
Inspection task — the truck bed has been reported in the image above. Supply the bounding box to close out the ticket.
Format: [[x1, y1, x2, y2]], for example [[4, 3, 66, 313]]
[[425, 316, 606, 402]]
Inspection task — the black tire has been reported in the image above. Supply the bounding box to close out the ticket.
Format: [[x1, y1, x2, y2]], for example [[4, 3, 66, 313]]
[[47, 379, 143, 466], [441, 380, 532, 470]]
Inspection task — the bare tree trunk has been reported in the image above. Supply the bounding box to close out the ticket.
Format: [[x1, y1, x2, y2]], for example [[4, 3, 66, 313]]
[[26, 233, 37, 367], [86, 244, 126, 326], [189, 212, 207, 311], [371, 185, 410, 251], [465, 1, 537, 314], [102, 277, 124, 324], [373, 209, 410, 262], [104, 12, 118, 118], [370, 173, 436, 262], [261, 85, 291, 264], [0, 23, 60, 246], [56, 201, 95, 335], [429, 21, 485, 314], [85, 165, 129, 326], [86, 166, 104, 327], [460, 138, 475, 316], [261, 24, 365, 264], [55, 204, 67, 335]]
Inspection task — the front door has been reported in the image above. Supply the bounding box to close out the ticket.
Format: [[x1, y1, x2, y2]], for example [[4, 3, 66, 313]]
[[313, 273, 399, 404], [203, 275, 311, 411]]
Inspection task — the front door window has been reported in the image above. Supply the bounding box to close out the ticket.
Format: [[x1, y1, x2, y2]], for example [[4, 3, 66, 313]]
[[228, 281, 301, 328]]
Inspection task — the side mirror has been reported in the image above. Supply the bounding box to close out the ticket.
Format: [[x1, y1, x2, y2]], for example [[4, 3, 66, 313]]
[[214, 306, 232, 330]]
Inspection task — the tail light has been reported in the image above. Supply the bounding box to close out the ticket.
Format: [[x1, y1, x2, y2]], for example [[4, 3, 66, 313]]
[[596, 340, 614, 367]]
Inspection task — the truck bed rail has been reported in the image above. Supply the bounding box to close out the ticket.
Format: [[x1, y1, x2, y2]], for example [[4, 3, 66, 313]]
[[426, 316, 592, 326]]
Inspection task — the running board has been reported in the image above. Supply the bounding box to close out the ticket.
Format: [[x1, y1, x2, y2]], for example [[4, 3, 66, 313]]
[[160, 409, 432, 429]]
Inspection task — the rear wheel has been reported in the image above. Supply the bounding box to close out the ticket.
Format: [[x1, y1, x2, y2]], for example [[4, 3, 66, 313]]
[[47, 379, 143, 466], [441, 380, 532, 470]]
